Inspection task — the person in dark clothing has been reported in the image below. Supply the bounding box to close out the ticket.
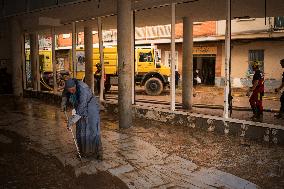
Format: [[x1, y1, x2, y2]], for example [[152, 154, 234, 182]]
[[247, 61, 264, 121], [175, 70, 180, 88], [275, 59, 284, 119], [94, 63, 102, 94], [193, 70, 198, 86]]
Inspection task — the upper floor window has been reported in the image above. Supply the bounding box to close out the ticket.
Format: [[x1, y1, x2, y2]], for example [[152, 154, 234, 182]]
[[274, 16, 284, 29]]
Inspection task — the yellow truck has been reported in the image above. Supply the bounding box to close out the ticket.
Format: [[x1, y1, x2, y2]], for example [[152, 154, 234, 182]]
[[25, 50, 69, 89], [76, 47, 171, 95], [26, 47, 171, 95], [25, 50, 53, 72]]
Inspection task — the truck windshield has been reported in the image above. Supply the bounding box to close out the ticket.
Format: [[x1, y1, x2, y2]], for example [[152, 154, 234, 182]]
[[139, 52, 153, 62]]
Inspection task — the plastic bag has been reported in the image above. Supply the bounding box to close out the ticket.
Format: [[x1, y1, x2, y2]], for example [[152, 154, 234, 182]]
[[196, 77, 202, 84]]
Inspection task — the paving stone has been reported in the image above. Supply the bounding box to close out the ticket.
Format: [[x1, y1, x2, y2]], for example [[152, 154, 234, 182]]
[[109, 164, 135, 176]]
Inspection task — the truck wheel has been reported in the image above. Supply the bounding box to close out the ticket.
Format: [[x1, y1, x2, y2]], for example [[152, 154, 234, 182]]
[[144, 77, 163, 96]]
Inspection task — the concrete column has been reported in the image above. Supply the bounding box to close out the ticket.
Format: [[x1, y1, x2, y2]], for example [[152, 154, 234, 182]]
[[30, 33, 40, 91], [170, 3, 176, 111], [72, 22, 77, 78], [10, 19, 23, 96], [22, 35, 27, 90], [182, 17, 193, 109], [84, 26, 94, 93], [98, 17, 105, 101], [131, 11, 135, 105], [117, 0, 133, 128], [223, 0, 231, 118], [51, 27, 58, 93]]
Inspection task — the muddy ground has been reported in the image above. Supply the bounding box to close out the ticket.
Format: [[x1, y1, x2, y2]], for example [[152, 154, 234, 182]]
[[102, 113, 284, 189], [0, 95, 284, 188], [0, 129, 128, 189]]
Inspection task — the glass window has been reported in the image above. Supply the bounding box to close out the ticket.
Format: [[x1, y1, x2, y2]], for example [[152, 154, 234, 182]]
[[248, 49, 264, 75], [139, 52, 153, 62], [274, 16, 284, 29]]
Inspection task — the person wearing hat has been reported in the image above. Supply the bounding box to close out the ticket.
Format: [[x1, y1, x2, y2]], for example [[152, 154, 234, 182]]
[[94, 62, 102, 94], [61, 78, 102, 159], [274, 59, 284, 119], [247, 61, 265, 121]]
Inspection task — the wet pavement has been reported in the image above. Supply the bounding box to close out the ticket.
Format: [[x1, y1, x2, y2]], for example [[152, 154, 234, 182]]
[[0, 129, 127, 189], [0, 95, 284, 188]]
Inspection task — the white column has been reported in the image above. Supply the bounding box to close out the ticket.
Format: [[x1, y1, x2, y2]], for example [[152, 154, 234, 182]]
[[72, 22, 77, 78], [10, 19, 23, 96], [223, 0, 231, 118], [98, 17, 105, 101], [30, 33, 40, 91], [51, 27, 58, 93], [182, 17, 193, 109], [170, 3, 176, 111], [117, 0, 133, 128], [131, 10, 135, 105], [84, 26, 94, 93]]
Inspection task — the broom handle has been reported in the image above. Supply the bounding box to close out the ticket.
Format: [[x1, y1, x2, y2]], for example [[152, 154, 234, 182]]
[[64, 111, 82, 161], [70, 128, 82, 160]]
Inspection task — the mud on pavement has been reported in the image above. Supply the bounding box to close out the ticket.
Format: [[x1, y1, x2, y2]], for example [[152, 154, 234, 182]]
[[0, 129, 128, 189], [1, 96, 284, 188], [101, 113, 284, 189]]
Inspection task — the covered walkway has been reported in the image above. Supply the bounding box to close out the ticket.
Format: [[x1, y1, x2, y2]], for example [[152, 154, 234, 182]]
[[1, 0, 284, 188], [2, 0, 284, 128]]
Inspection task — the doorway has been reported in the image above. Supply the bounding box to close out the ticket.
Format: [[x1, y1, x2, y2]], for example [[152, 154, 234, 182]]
[[193, 56, 216, 85]]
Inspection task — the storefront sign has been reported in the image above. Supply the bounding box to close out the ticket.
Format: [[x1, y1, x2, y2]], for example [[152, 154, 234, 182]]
[[193, 47, 217, 55]]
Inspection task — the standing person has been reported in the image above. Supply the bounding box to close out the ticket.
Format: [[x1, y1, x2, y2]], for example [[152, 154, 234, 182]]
[[274, 59, 284, 119], [247, 61, 265, 121], [61, 78, 102, 160], [94, 63, 102, 95], [193, 69, 200, 97], [175, 70, 180, 88]]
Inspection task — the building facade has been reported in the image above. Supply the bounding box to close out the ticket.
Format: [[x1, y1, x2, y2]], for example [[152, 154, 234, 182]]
[[53, 17, 284, 89]]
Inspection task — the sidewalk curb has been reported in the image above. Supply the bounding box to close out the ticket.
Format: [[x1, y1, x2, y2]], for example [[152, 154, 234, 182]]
[[105, 101, 284, 146]]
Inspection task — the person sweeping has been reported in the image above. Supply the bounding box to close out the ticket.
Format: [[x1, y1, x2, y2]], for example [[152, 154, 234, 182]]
[[61, 78, 102, 160]]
